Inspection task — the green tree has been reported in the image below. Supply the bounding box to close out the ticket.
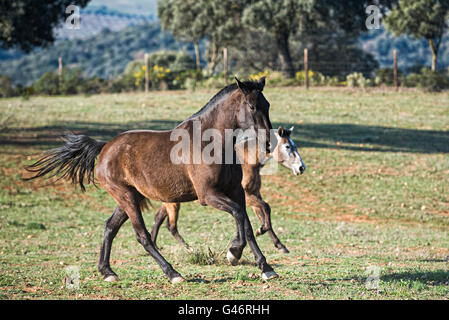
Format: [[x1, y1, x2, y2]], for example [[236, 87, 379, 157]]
[[385, 0, 449, 71], [0, 0, 90, 52], [243, 0, 394, 78], [158, 0, 207, 69], [200, 0, 246, 73], [243, 0, 314, 78], [158, 0, 246, 73]]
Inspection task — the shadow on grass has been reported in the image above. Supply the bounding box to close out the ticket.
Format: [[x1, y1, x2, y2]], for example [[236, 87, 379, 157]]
[[381, 270, 449, 286], [0, 120, 178, 150], [0, 120, 448, 154], [187, 277, 234, 284], [289, 123, 449, 154]]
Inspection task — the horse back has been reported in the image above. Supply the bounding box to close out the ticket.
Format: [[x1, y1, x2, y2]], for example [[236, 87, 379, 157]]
[[96, 130, 197, 203]]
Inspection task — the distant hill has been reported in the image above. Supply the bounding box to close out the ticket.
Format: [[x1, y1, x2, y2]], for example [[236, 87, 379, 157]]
[[54, 6, 154, 40], [361, 27, 449, 71], [1, 4, 448, 87], [85, 0, 157, 16], [0, 2, 157, 67], [0, 23, 197, 86]]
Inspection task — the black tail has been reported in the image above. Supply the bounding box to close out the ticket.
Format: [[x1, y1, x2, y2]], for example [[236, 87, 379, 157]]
[[24, 132, 107, 191]]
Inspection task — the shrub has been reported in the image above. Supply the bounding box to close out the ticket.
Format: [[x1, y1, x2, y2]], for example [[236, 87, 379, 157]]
[[123, 51, 197, 91], [78, 77, 107, 95], [202, 75, 228, 89], [0, 75, 17, 98], [32, 71, 60, 95], [375, 68, 403, 86], [249, 69, 269, 81], [403, 68, 449, 92], [177, 69, 202, 89], [186, 246, 221, 265], [32, 68, 110, 96], [324, 76, 341, 86], [295, 70, 326, 86], [266, 71, 288, 86], [59, 68, 84, 95], [346, 72, 372, 88], [184, 78, 197, 91]]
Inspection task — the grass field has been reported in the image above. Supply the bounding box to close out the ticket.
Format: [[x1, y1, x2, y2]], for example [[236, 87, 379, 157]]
[[0, 87, 448, 299]]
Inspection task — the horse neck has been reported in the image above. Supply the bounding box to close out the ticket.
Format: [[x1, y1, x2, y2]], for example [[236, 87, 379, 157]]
[[184, 92, 240, 133]]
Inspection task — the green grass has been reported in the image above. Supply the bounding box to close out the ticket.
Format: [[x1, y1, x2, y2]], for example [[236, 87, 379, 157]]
[[0, 86, 448, 299]]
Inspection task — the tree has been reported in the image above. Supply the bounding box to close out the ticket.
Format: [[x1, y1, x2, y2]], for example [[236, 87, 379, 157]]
[[158, 0, 246, 73], [158, 0, 207, 70], [243, 0, 395, 78], [0, 0, 90, 52], [385, 0, 449, 71], [200, 0, 246, 73], [243, 0, 313, 78]]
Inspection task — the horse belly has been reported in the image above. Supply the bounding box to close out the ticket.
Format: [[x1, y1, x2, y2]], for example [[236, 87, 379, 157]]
[[132, 164, 198, 203]]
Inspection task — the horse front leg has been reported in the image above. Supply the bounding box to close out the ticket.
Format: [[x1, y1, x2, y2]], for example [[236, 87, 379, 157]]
[[153, 203, 191, 251], [151, 206, 168, 249], [202, 190, 247, 264], [245, 192, 268, 236], [203, 187, 278, 280]]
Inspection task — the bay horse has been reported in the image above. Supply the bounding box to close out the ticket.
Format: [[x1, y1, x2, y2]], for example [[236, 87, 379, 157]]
[[150, 126, 306, 254], [25, 78, 278, 283]]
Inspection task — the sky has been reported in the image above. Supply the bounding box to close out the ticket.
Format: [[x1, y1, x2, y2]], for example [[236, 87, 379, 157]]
[[86, 0, 157, 15]]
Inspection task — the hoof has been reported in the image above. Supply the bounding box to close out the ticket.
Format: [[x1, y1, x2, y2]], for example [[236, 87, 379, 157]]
[[262, 271, 279, 280], [170, 276, 185, 284], [277, 247, 290, 254], [104, 275, 119, 282], [226, 251, 239, 266]]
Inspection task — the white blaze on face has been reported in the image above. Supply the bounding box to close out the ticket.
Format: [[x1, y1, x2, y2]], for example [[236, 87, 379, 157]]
[[288, 137, 306, 174]]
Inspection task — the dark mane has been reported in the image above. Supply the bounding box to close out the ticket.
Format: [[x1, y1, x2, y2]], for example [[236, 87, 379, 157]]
[[186, 83, 238, 120], [184, 80, 264, 121]]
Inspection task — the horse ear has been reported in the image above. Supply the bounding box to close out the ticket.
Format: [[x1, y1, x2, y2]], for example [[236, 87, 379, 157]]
[[278, 126, 285, 137], [289, 126, 294, 133], [235, 77, 251, 95], [258, 76, 266, 90]]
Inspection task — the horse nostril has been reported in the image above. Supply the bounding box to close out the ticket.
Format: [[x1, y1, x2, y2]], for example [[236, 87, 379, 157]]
[[299, 166, 305, 174]]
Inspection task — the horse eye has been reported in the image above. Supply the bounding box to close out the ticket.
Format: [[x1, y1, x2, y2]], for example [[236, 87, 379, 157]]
[[285, 145, 290, 149], [247, 102, 255, 110]]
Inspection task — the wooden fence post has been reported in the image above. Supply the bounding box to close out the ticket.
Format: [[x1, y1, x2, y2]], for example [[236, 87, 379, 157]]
[[58, 57, 63, 92], [393, 49, 398, 91], [58, 57, 63, 76], [304, 48, 309, 90], [145, 53, 149, 93], [58, 56, 63, 83], [223, 47, 228, 85]]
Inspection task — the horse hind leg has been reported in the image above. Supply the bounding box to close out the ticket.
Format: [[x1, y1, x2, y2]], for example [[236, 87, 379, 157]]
[[106, 184, 184, 284], [98, 206, 128, 282], [164, 203, 191, 251], [262, 201, 289, 253], [248, 195, 289, 254]]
